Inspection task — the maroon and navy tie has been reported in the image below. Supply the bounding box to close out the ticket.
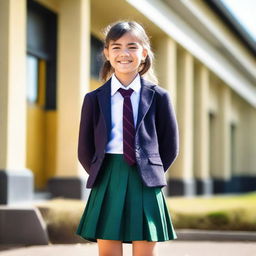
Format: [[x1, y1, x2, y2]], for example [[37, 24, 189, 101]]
[[118, 87, 136, 165]]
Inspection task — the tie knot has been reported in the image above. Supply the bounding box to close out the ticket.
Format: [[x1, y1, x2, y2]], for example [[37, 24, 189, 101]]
[[118, 88, 134, 98]]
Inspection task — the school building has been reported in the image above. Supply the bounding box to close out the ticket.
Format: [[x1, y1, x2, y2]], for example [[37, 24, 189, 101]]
[[0, 0, 256, 205]]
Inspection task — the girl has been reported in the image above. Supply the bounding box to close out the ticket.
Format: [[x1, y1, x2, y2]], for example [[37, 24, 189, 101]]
[[76, 20, 179, 256]]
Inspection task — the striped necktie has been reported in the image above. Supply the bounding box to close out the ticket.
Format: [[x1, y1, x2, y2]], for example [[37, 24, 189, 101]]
[[118, 87, 136, 165]]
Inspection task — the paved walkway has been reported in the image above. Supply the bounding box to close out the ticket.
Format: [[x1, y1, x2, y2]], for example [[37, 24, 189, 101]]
[[0, 241, 255, 256]]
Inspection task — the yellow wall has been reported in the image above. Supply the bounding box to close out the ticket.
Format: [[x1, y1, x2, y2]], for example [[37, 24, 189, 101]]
[[45, 111, 57, 180]]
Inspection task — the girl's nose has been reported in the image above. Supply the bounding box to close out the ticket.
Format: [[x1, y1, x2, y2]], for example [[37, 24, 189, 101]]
[[120, 49, 129, 56]]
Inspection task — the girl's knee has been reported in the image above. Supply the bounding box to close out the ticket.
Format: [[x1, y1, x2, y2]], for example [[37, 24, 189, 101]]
[[97, 239, 123, 256], [132, 240, 158, 256]]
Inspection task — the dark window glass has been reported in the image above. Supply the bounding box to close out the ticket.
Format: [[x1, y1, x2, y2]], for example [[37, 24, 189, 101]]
[[91, 35, 104, 79], [27, 0, 57, 110]]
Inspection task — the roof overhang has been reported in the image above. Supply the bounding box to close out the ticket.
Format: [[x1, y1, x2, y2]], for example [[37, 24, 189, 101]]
[[126, 0, 256, 107], [205, 0, 256, 55]]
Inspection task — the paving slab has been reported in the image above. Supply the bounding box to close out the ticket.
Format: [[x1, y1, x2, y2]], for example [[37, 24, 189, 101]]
[[0, 241, 255, 256]]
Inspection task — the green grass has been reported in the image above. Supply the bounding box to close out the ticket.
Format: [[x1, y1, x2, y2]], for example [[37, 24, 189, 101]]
[[167, 191, 256, 231], [34, 191, 256, 243]]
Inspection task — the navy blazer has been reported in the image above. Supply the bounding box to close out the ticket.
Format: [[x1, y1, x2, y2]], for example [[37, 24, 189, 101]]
[[78, 76, 179, 188]]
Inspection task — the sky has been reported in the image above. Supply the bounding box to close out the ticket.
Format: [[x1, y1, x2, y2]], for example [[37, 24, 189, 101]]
[[220, 0, 256, 41]]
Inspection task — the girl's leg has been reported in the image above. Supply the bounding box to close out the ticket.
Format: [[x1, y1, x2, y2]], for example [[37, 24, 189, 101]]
[[132, 240, 158, 256], [97, 239, 123, 256]]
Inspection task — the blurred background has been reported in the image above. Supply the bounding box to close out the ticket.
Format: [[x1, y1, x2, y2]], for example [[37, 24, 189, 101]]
[[0, 0, 256, 247], [1, 0, 255, 202]]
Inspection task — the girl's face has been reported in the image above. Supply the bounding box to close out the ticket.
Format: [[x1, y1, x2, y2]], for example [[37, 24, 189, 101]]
[[104, 32, 148, 82]]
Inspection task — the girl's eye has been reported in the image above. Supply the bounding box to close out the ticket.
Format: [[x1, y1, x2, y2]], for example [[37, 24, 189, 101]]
[[111, 46, 121, 49], [129, 47, 137, 49]]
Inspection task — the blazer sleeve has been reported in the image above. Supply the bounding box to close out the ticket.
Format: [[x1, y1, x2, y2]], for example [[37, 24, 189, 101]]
[[78, 93, 95, 174], [156, 91, 179, 172]]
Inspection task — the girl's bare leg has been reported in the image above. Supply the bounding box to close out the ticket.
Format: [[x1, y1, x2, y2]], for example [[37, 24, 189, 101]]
[[97, 239, 123, 256], [132, 240, 158, 256]]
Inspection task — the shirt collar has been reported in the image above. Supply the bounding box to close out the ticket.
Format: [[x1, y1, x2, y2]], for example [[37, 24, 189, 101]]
[[111, 73, 141, 96]]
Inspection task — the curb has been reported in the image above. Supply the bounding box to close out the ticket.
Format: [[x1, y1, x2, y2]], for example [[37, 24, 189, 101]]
[[176, 229, 256, 241]]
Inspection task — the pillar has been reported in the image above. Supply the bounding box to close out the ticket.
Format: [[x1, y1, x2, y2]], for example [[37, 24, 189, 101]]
[[194, 64, 213, 195], [213, 84, 231, 193], [155, 36, 177, 108], [0, 0, 33, 204], [155, 36, 178, 196], [169, 49, 196, 196], [230, 100, 256, 193], [48, 0, 90, 199], [246, 106, 256, 191]]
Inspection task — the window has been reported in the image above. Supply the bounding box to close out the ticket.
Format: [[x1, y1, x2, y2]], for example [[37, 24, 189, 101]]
[[91, 35, 104, 79], [27, 55, 39, 103]]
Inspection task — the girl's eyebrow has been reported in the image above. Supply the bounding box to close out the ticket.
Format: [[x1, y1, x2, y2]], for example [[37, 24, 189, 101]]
[[110, 42, 139, 46]]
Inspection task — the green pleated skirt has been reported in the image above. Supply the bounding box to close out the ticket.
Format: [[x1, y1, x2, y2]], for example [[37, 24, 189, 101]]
[[76, 153, 177, 243]]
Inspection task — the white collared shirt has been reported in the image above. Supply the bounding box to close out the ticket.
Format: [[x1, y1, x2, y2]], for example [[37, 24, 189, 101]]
[[105, 73, 141, 153]]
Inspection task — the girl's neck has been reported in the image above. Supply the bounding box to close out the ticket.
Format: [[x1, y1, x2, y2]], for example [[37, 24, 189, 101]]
[[114, 72, 139, 87]]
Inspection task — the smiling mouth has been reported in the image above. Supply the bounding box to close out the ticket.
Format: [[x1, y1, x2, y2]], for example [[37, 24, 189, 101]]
[[117, 60, 132, 64]]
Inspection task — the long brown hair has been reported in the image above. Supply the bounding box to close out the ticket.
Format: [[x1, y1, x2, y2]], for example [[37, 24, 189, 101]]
[[99, 20, 158, 84]]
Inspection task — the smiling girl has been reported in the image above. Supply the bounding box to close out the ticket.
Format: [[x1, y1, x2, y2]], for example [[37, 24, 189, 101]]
[[76, 20, 179, 256]]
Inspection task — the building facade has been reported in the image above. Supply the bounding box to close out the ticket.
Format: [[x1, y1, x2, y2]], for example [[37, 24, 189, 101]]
[[0, 0, 255, 204]]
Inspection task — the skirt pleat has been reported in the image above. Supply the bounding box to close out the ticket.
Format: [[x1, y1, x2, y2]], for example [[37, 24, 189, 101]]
[[76, 153, 177, 243]]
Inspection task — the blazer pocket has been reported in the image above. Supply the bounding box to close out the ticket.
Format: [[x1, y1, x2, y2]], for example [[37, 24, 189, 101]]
[[148, 156, 163, 166]]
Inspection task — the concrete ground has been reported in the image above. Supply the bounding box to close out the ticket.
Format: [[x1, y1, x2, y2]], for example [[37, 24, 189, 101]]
[[0, 241, 256, 256]]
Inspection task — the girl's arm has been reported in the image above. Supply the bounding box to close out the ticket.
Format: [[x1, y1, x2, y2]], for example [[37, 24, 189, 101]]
[[78, 93, 95, 174], [156, 92, 179, 172]]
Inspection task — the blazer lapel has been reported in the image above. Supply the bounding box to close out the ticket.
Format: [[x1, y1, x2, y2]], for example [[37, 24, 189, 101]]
[[97, 76, 155, 139], [97, 79, 112, 141], [135, 77, 155, 134]]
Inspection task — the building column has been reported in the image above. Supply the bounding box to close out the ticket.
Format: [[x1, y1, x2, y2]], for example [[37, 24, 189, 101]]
[[0, 0, 33, 204], [246, 106, 256, 191], [154, 37, 178, 196], [213, 84, 231, 193], [169, 50, 196, 196], [48, 0, 90, 199], [229, 101, 256, 193], [194, 65, 213, 195], [155, 36, 177, 108]]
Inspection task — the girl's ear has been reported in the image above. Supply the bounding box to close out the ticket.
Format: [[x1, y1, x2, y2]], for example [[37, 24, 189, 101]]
[[142, 48, 148, 61], [103, 47, 109, 60]]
